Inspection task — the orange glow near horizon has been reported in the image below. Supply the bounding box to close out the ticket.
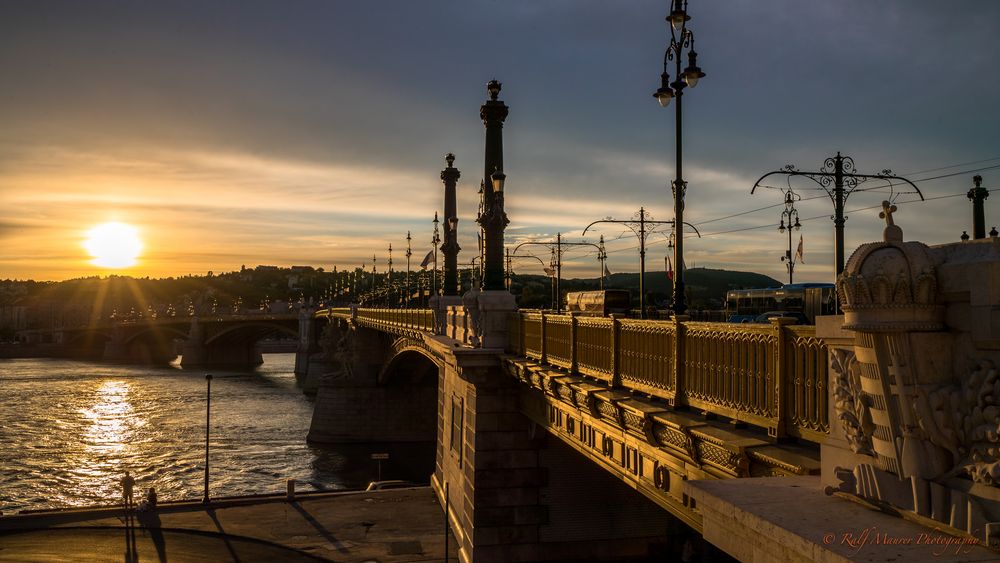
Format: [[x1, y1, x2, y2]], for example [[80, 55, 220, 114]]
[[83, 222, 143, 269]]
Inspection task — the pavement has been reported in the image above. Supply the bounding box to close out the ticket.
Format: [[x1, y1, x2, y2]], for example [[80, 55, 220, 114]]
[[0, 487, 458, 562]]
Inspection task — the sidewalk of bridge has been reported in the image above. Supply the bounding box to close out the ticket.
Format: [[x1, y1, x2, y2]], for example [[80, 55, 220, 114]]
[[0, 487, 458, 562]]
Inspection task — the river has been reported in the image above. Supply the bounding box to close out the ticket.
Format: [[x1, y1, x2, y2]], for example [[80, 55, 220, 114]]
[[0, 354, 352, 513]]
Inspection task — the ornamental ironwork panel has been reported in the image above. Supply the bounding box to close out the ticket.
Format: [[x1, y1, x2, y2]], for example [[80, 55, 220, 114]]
[[576, 317, 614, 383], [683, 322, 775, 421], [545, 315, 574, 369], [523, 313, 543, 359], [784, 326, 829, 439], [618, 320, 675, 395]]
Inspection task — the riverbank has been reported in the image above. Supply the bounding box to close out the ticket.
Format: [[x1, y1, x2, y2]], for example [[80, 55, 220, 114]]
[[0, 487, 457, 562]]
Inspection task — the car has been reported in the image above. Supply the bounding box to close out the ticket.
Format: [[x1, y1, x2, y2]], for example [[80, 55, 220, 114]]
[[364, 480, 419, 491], [752, 311, 809, 324]]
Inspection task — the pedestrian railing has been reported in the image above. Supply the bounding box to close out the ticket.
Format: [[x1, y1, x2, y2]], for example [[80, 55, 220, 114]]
[[351, 308, 436, 334], [507, 312, 828, 442]]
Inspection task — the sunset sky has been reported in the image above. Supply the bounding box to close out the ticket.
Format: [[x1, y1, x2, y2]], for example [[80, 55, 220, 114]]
[[2, 1, 998, 282]]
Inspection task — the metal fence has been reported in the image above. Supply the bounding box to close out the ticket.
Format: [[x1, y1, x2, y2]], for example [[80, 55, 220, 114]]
[[350, 308, 435, 334]]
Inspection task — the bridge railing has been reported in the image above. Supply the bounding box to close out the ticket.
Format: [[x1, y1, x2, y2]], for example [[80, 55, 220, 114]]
[[350, 308, 435, 334], [508, 312, 828, 442]]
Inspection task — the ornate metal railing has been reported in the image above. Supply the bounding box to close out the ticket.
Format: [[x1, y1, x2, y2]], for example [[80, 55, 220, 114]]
[[508, 312, 829, 442], [346, 307, 435, 334]]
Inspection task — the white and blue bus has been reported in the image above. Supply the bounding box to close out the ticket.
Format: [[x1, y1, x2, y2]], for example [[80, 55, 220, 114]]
[[725, 283, 837, 324]]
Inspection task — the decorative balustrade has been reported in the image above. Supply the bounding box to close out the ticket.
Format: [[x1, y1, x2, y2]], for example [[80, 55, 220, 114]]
[[508, 312, 829, 443], [316, 306, 829, 442], [347, 307, 435, 334]]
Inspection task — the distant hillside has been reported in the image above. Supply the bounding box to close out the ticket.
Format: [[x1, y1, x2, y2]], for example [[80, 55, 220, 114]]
[[509, 267, 781, 310]]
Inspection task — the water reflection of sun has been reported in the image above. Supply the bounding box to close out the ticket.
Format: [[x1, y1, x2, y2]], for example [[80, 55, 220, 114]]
[[81, 380, 139, 460]]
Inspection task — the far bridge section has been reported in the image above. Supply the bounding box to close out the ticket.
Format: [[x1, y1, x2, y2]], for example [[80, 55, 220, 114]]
[[302, 302, 825, 561], [21, 312, 302, 368]]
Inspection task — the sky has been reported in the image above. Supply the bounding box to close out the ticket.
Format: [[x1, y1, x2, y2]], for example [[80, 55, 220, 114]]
[[1, 0, 998, 283]]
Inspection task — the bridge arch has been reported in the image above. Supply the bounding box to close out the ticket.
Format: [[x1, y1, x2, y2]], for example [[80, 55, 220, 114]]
[[378, 337, 441, 385], [203, 321, 298, 347]]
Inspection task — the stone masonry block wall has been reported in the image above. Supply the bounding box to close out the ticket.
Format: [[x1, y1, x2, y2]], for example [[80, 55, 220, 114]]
[[308, 383, 437, 443]]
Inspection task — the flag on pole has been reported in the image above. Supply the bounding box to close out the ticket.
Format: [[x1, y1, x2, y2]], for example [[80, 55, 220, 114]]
[[666, 256, 673, 281], [420, 250, 435, 269], [796, 235, 804, 263], [543, 267, 555, 277]]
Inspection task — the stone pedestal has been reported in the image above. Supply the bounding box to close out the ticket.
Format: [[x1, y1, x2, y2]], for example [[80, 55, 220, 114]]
[[477, 290, 517, 350], [430, 295, 463, 335]]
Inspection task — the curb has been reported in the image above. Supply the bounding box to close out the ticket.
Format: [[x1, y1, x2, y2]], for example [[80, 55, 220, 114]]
[[0, 524, 333, 561], [0, 489, 372, 530]]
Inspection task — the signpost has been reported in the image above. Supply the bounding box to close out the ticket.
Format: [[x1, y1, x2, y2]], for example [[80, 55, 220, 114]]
[[371, 452, 389, 481]]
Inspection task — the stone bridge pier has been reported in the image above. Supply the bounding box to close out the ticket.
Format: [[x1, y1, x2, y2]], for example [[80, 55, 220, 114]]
[[103, 325, 179, 364], [307, 302, 684, 562]]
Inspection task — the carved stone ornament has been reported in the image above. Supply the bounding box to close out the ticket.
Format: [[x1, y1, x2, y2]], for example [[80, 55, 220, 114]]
[[332, 325, 356, 379], [461, 286, 482, 347], [915, 360, 1000, 485], [830, 348, 874, 456], [836, 204, 944, 331]]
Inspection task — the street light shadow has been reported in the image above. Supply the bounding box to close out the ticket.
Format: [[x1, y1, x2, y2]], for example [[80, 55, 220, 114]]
[[290, 501, 350, 554], [206, 507, 243, 562]]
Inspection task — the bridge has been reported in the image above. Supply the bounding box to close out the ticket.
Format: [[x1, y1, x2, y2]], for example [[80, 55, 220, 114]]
[[298, 215, 1000, 562], [19, 311, 303, 368], [300, 297, 826, 561]]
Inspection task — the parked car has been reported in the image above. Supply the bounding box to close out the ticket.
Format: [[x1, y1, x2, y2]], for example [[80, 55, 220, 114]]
[[365, 480, 419, 491], [752, 311, 809, 324]]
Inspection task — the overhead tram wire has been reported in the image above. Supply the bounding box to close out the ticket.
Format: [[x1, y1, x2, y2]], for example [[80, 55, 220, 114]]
[[574, 159, 1000, 264], [683, 162, 1000, 235]]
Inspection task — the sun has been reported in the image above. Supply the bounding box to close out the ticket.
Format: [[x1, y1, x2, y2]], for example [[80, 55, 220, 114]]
[[84, 222, 143, 268]]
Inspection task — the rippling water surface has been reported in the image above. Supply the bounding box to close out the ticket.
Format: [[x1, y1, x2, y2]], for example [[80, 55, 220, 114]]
[[0, 354, 348, 513]]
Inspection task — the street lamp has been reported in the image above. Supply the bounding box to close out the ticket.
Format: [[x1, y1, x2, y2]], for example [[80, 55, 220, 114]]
[[432, 213, 441, 298], [778, 190, 802, 284], [583, 208, 700, 318], [752, 154, 923, 280], [511, 234, 606, 313], [597, 235, 607, 290], [405, 231, 412, 307], [654, 0, 705, 317], [387, 243, 393, 306], [202, 373, 213, 504]]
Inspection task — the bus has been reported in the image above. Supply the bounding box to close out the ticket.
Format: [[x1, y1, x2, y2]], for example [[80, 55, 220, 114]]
[[565, 290, 631, 316], [725, 283, 836, 324]]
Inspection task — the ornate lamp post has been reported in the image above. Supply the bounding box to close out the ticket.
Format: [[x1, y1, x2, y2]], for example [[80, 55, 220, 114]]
[[512, 234, 606, 314], [584, 208, 700, 318], [441, 153, 462, 296], [778, 190, 802, 284], [432, 213, 441, 298], [387, 244, 394, 306], [478, 80, 510, 291], [598, 235, 607, 290], [969, 175, 989, 239], [752, 154, 922, 280], [653, 0, 705, 316], [405, 231, 412, 307]]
